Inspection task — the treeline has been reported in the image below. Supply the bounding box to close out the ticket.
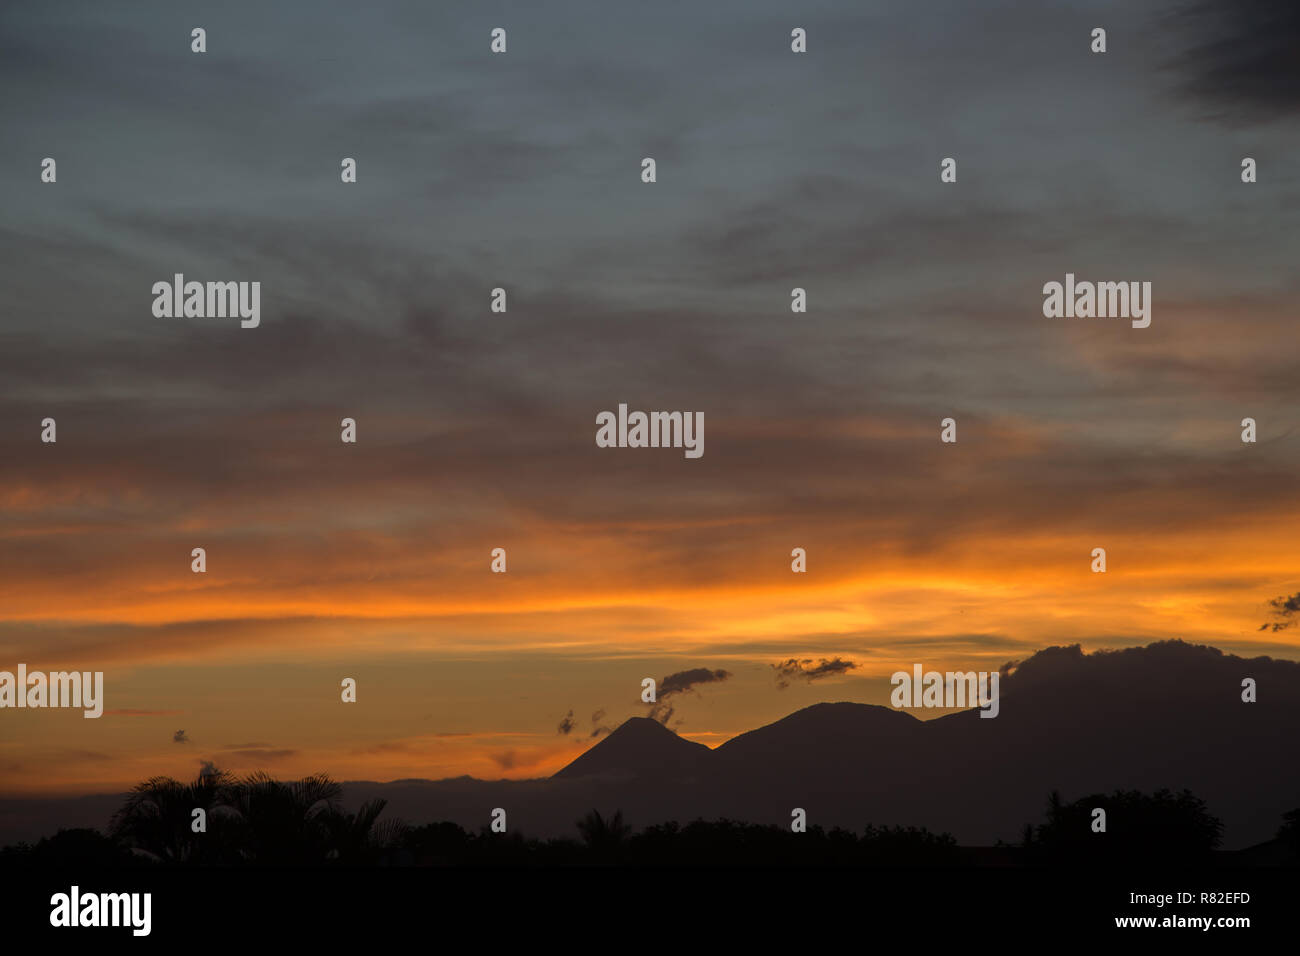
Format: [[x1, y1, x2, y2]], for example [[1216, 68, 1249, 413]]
[[1014, 788, 1227, 864], [1, 770, 1296, 867], [393, 815, 962, 866]]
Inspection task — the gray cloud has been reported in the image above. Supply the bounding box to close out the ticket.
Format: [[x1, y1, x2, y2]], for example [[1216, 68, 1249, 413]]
[[1260, 592, 1300, 632], [648, 667, 731, 724], [771, 657, 858, 689], [0, 0, 1296, 676], [557, 710, 575, 735]]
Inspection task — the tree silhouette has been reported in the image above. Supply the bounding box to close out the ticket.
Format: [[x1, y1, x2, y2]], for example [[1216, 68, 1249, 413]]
[[20, 774, 1259, 869], [323, 798, 407, 864], [226, 771, 343, 864], [1, 828, 138, 867], [1031, 788, 1222, 863], [576, 809, 632, 859], [1276, 807, 1300, 861], [109, 766, 239, 863], [102, 770, 412, 865]]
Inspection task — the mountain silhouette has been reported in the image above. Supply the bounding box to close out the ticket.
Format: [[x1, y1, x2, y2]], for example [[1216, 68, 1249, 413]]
[[714, 701, 922, 768], [2, 640, 1296, 850], [543, 640, 1300, 847], [554, 717, 712, 780]]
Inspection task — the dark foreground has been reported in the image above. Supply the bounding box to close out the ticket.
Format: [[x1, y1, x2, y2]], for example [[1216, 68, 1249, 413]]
[[0, 860, 1289, 942]]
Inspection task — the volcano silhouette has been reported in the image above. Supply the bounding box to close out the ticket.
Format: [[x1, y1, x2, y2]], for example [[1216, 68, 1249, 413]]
[[554, 717, 712, 780]]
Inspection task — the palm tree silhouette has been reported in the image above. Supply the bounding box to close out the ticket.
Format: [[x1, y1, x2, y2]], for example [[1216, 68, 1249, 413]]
[[323, 798, 407, 863], [576, 809, 632, 859], [227, 771, 342, 864], [109, 766, 238, 863], [109, 769, 408, 865]]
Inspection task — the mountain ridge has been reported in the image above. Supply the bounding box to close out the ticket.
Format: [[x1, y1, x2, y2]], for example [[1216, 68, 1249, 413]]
[[2, 641, 1295, 849]]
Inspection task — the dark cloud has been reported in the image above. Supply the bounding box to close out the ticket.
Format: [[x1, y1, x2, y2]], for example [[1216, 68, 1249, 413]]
[[771, 657, 858, 690], [490, 750, 518, 770], [172, 729, 189, 744], [556, 710, 575, 735], [658, 667, 731, 697], [1166, 0, 1300, 123], [648, 667, 731, 724], [1259, 592, 1300, 632]]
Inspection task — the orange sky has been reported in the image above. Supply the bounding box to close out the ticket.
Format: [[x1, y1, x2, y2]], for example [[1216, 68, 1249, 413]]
[[4, 482, 1298, 794]]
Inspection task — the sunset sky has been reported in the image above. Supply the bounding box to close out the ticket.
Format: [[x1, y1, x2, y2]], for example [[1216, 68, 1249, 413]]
[[2, 0, 1298, 795]]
